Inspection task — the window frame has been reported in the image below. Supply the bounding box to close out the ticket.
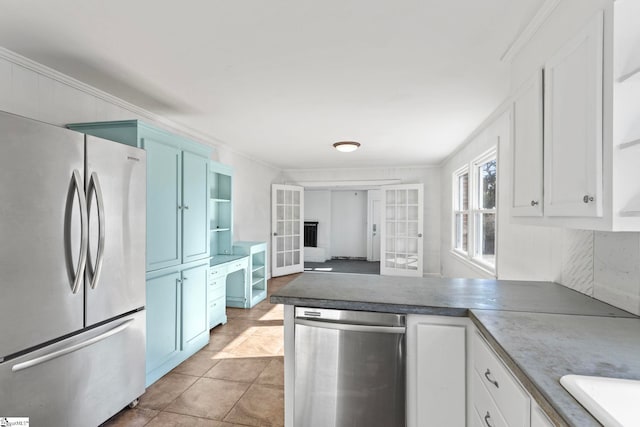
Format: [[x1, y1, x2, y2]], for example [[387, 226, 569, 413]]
[[452, 165, 469, 256], [451, 147, 498, 275]]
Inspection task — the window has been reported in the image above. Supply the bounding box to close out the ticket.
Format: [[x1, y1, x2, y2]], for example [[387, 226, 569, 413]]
[[452, 149, 497, 273]]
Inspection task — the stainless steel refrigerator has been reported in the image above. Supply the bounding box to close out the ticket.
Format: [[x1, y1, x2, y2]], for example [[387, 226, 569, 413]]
[[0, 111, 146, 426]]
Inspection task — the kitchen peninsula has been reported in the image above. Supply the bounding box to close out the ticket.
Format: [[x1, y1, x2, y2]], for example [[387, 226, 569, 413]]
[[271, 273, 640, 427]]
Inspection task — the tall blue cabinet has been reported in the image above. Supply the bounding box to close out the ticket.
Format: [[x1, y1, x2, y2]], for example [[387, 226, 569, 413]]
[[67, 120, 212, 386]]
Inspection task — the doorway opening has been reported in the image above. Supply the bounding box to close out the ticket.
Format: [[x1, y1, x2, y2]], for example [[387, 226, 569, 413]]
[[303, 189, 381, 275]]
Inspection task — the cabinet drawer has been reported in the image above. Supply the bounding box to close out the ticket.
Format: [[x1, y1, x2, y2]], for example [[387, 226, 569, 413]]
[[227, 257, 248, 272], [209, 265, 227, 278], [471, 370, 509, 427], [473, 332, 530, 427], [208, 278, 225, 301], [209, 296, 225, 314]]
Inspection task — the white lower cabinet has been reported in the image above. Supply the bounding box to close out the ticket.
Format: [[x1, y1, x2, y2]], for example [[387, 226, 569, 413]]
[[472, 331, 530, 426], [470, 329, 560, 427], [531, 401, 555, 427], [407, 315, 468, 427]]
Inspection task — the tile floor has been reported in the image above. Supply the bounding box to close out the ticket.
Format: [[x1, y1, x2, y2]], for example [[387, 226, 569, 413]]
[[102, 274, 300, 427]]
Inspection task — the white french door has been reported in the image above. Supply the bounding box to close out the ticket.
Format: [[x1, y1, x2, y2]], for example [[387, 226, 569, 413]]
[[380, 184, 424, 277], [271, 184, 304, 277]]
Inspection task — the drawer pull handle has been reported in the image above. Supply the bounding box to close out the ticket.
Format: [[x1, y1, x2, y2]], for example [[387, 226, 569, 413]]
[[484, 411, 494, 427], [484, 369, 499, 388]]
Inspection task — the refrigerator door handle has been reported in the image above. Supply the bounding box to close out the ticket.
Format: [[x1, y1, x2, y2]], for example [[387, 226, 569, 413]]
[[88, 172, 105, 290], [72, 169, 88, 295], [11, 318, 134, 373]]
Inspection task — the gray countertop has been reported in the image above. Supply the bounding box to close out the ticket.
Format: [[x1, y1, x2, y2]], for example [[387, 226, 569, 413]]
[[270, 273, 632, 317], [471, 310, 640, 427], [270, 272, 639, 426]]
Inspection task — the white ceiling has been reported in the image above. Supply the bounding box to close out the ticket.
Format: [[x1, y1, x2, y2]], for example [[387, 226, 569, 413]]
[[0, 0, 544, 170]]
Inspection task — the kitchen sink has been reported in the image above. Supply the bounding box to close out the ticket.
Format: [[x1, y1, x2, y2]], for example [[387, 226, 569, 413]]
[[560, 375, 640, 427]]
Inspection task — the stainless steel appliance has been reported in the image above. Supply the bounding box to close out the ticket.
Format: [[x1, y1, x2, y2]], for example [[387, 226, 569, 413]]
[[294, 307, 406, 427], [0, 111, 146, 426]]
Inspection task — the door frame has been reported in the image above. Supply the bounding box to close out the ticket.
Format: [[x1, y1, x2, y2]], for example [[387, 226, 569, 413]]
[[271, 184, 305, 277]]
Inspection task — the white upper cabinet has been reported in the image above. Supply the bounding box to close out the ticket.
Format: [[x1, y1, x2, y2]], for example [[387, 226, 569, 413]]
[[512, 70, 544, 217], [510, 1, 640, 231], [544, 11, 603, 218]]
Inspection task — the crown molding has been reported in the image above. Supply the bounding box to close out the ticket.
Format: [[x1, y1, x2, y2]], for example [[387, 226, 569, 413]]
[[500, 0, 562, 63], [0, 47, 281, 171]]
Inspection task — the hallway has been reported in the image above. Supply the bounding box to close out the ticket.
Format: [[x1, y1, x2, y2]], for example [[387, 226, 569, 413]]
[[104, 274, 300, 427]]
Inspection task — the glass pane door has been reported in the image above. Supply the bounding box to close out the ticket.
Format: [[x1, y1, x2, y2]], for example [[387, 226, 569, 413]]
[[272, 184, 304, 277], [380, 184, 423, 277]]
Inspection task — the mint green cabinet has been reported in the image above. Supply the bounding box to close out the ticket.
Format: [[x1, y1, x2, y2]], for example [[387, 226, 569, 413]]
[[67, 120, 212, 270], [181, 263, 208, 349], [146, 270, 181, 379], [145, 260, 210, 386], [183, 152, 210, 263], [67, 120, 213, 387], [145, 138, 182, 270]]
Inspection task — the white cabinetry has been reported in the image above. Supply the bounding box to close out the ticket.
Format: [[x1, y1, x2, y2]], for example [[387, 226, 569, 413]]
[[406, 315, 467, 427], [472, 332, 530, 426], [511, 2, 640, 230], [544, 11, 603, 218], [512, 70, 544, 217], [470, 330, 559, 427]]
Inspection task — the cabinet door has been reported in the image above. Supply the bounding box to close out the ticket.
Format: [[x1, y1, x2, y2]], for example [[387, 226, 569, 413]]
[[544, 11, 603, 217], [181, 263, 209, 349], [182, 151, 210, 263], [415, 323, 465, 427], [512, 70, 544, 216], [146, 271, 181, 373], [143, 137, 182, 270]]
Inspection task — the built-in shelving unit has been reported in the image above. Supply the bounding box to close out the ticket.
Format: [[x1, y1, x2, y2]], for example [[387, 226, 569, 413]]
[[210, 162, 233, 256], [233, 241, 268, 308]]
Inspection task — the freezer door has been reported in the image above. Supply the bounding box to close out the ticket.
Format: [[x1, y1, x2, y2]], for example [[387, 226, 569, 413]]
[[0, 311, 146, 427], [85, 135, 146, 326], [0, 111, 86, 359]]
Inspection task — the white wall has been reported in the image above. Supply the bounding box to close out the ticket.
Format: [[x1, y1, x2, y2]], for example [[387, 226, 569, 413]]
[[330, 191, 368, 258], [440, 109, 562, 281], [280, 166, 441, 275], [304, 190, 332, 258], [0, 50, 279, 265], [440, 0, 640, 315]]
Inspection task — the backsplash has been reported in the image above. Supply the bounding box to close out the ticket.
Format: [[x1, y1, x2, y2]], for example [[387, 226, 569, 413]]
[[559, 230, 640, 316], [560, 230, 594, 295]]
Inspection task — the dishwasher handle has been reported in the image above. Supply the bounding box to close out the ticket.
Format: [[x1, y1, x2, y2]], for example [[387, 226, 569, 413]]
[[295, 318, 406, 334]]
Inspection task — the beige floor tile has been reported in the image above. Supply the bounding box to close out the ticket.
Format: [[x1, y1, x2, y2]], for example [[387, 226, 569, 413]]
[[207, 332, 246, 352], [172, 349, 220, 377], [256, 357, 284, 387], [204, 357, 271, 383], [165, 377, 249, 420], [230, 335, 283, 358], [139, 373, 199, 411], [215, 318, 259, 335], [146, 411, 236, 427], [224, 384, 284, 427], [101, 407, 158, 427], [250, 325, 283, 338]]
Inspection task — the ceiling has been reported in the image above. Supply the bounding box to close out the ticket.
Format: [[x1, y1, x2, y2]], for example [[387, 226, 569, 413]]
[[0, 0, 544, 170]]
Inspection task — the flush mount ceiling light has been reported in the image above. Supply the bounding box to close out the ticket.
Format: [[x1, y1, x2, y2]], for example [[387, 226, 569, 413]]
[[333, 141, 361, 153]]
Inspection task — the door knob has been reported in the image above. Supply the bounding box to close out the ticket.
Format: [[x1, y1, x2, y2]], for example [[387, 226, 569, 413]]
[[530, 200, 539, 206], [417, 233, 423, 238], [583, 195, 594, 203]]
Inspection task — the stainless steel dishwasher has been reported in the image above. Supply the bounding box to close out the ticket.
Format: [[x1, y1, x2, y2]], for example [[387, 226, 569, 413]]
[[294, 307, 406, 427]]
